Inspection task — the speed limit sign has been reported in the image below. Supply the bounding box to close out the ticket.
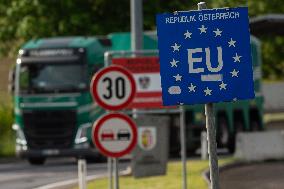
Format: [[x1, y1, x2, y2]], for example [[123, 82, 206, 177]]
[[90, 66, 136, 111]]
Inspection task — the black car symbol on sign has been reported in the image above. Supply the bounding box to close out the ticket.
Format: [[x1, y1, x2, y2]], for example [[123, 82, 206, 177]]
[[117, 129, 131, 141]]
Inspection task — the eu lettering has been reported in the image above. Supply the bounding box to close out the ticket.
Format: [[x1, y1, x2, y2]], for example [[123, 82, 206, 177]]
[[188, 47, 223, 81]]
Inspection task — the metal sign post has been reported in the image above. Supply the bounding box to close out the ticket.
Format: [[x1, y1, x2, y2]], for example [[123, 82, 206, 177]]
[[131, 0, 143, 50], [114, 158, 119, 189], [131, 0, 143, 119], [205, 103, 220, 189], [180, 106, 187, 189], [198, 2, 220, 189], [108, 157, 113, 189], [157, 2, 254, 189]]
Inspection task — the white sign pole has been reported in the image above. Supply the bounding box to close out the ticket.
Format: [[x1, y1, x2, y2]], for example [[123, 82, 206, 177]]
[[113, 158, 119, 189], [198, 3, 220, 189], [78, 159, 87, 189], [180, 106, 187, 189], [201, 131, 208, 160]]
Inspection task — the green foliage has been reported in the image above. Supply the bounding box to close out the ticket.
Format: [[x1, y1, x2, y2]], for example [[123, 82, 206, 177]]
[[0, 0, 283, 79], [261, 37, 284, 80], [0, 103, 14, 157], [0, 0, 204, 57], [212, 0, 284, 80]]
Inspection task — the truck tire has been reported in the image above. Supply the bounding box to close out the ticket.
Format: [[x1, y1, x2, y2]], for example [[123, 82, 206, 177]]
[[250, 110, 262, 131], [217, 116, 229, 148], [228, 118, 245, 153], [85, 155, 107, 163], [28, 158, 46, 165], [227, 136, 235, 154], [250, 119, 261, 131]]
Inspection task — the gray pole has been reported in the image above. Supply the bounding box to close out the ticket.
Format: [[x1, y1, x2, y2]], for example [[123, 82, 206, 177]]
[[180, 106, 187, 189], [205, 103, 220, 189], [113, 158, 119, 189], [198, 3, 220, 189], [131, 0, 143, 50], [108, 157, 113, 189], [130, 0, 143, 118]]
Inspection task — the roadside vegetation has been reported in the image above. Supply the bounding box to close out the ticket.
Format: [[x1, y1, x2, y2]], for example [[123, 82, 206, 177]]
[[77, 158, 234, 189], [0, 100, 14, 157]]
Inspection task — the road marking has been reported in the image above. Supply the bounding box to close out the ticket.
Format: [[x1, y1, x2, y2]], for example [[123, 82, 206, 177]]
[[34, 167, 131, 189]]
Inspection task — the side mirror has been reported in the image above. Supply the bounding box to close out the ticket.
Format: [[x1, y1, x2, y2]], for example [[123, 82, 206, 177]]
[[8, 67, 15, 94]]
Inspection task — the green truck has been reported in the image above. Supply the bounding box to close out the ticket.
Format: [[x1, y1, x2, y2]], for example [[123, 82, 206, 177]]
[[12, 33, 263, 165]]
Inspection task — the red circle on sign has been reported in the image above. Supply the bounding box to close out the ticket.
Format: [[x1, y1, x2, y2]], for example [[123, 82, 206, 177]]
[[92, 113, 137, 158], [90, 66, 136, 111]]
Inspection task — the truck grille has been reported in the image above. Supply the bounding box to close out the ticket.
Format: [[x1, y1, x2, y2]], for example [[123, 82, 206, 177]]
[[23, 110, 76, 149]]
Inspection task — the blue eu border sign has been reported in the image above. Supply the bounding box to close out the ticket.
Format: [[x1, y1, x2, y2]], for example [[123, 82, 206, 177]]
[[156, 7, 255, 106]]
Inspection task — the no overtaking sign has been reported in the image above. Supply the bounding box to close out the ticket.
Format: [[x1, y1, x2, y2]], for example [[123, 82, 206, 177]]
[[92, 113, 137, 158]]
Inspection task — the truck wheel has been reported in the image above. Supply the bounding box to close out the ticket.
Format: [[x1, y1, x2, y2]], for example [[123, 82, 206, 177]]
[[217, 116, 229, 148], [228, 118, 245, 153], [250, 119, 261, 131], [28, 158, 46, 165], [85, 155, 107, 163]]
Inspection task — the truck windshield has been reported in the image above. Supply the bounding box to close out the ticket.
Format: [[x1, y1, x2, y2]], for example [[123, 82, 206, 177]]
[[19, 63, 88, 94]]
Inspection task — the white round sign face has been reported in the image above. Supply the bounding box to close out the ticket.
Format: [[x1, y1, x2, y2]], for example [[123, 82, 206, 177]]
[[91, 66, 136, 111], [92, 113, 137, 158]]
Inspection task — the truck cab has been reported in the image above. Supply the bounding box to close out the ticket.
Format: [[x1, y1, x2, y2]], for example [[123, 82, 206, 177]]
[[12, 37, 110, 165]]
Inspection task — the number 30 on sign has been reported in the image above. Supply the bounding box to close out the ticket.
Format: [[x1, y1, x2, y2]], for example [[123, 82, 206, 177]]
[[90, 66, 136, 111]]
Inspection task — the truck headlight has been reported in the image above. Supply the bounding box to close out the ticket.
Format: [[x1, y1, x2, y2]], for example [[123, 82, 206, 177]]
[[12, 124, 27, 151], [75, 123, 92, 144]]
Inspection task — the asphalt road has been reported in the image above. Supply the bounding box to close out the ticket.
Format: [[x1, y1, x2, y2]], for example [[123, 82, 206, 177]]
[[220, 161, 284, 189], [220, 121, 284, 189], [0, 158, 128, 189]]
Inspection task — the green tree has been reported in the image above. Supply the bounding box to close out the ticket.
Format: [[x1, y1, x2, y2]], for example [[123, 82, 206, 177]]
[[212, 0, 284, 80], [0, 0, 283, 79], [0, 0, 131, 56]]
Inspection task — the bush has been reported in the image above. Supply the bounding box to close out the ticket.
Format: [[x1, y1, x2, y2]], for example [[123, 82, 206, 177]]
[[0, 103, 15, 157]]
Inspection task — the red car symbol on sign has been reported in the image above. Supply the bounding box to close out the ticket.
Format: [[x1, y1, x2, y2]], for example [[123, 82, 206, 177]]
[[101, 130, 115, 141]]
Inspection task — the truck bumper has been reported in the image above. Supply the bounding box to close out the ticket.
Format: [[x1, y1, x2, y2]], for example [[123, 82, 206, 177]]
[[18, 148, 100, 158]]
